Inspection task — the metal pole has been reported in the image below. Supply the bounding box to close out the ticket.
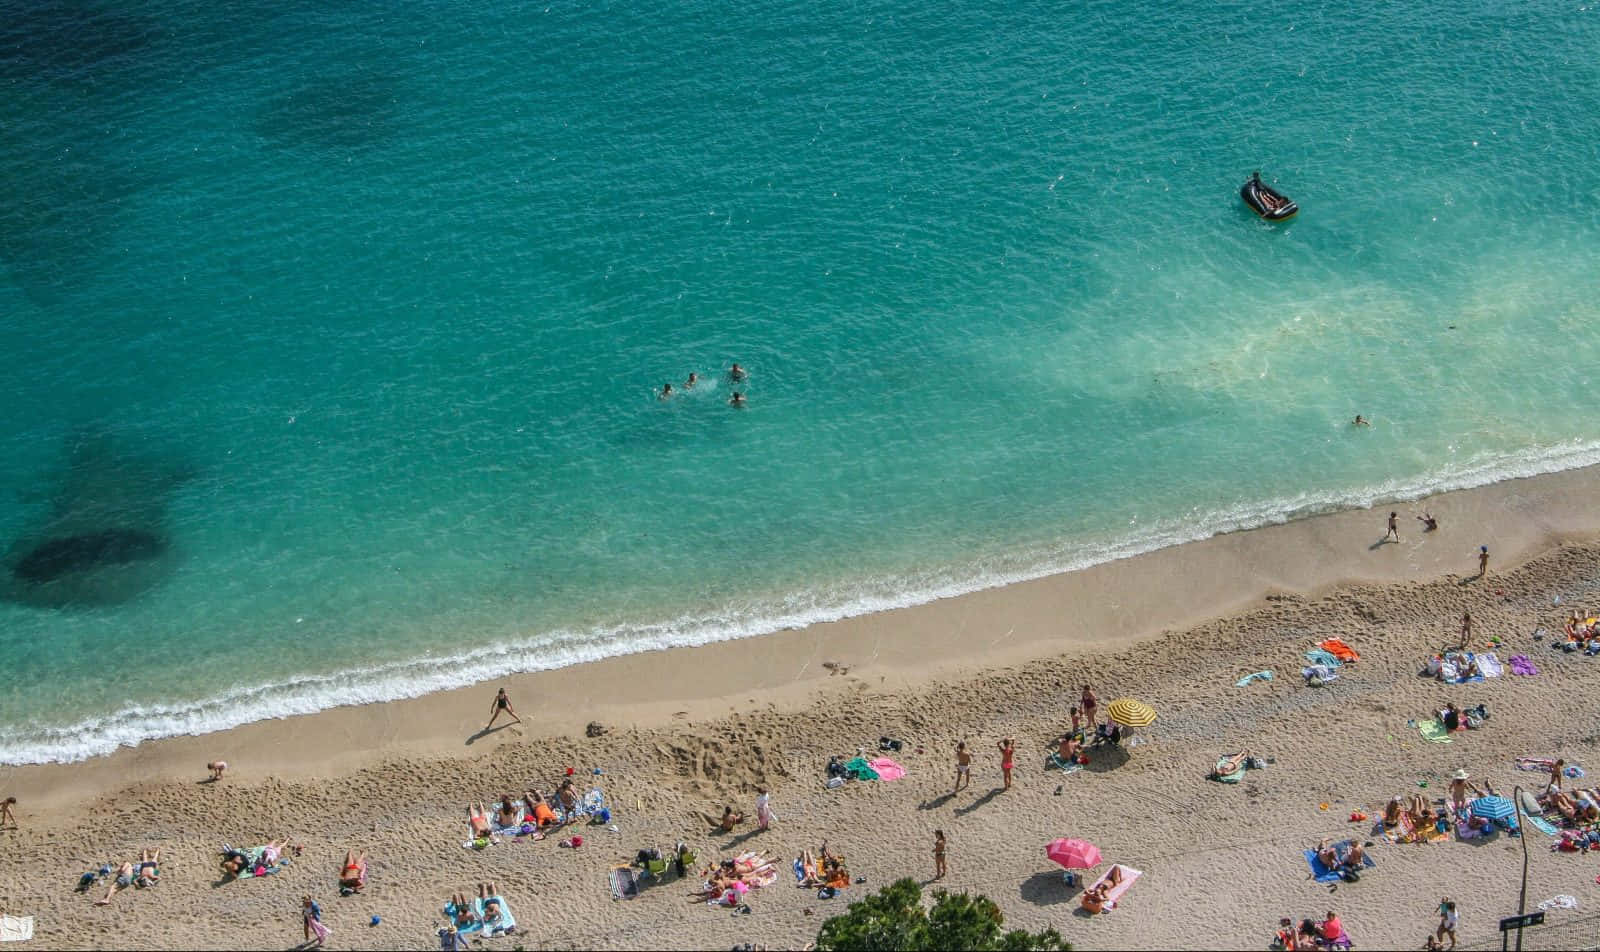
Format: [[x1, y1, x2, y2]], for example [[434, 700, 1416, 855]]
[[1513, 785, 1530, 952]]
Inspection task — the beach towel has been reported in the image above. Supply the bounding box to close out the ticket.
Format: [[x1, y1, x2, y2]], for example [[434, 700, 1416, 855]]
[[1304, 843, 1375, 883], [1509, 654, 1539, 676], [1319, 638, 1360, 662], [1527, 815, 1560, 836], [0, 917, 32, 943], [867, 757, 905, 781], [844, 757, 879, 781], [610, 866, 639, 900], [476, 896, 516, 938], [1537, 895, 1578, 912], [1235, 670, 1273, 687], [1083, 864, 1142, 911], [1477, 652, 1504, 678], [1304, 649, 1343, 669], [1045, 753, 1083, 773], [1418, 720, 1453, 744]]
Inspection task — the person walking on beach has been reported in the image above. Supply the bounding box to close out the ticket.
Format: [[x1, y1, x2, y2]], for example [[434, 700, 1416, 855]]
[[1385, 512, 1400, 543], [932, 830, 947, 880], [302, 895, 331, 948], [486, 687, 521, 730], [1477, 545, 1489, 577], [1436, 898, 1458, 950], [206, 761, 227, 782], [0, 796, 15, 830], [754, 788, 775, 830], [1081, 685, 1099, 731], [953, 741, 972, 793], [997, 738, 1016, 790]]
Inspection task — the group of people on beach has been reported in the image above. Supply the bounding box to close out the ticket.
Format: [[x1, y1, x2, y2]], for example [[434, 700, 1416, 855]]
[[659, 362, 749, 406]]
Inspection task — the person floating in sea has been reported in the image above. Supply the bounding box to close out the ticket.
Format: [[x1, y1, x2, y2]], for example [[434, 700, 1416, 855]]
[[486, 687, 521, 730], [728, 392, 746, 407], [684, 372, 698, 390], [1386, 512, 1400, 543], [1353, 415, 1370, 426], [659, 382, 674, 400], [1417, 511, 1439, 532], [729, 363, 748, 382]]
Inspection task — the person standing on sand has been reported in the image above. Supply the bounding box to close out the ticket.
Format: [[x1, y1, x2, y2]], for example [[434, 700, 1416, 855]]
[[303, 895, 331, 947], [997, 738, 1015, 790], [1069, 705, 1082, 737], [932, 830, 947, 880], [1436, 898, 1458, 950], [953, 742, 971, 793], [0, 796, 15, 830], [1081, 685, 1099, 731], [207, 761, 227, 782], [755, 789, 775, 830], [1477, 545, 1489, 577], [486, 687, 521, 730], [1386, 512, 1400, 543], [1458, 611, 1472, 649]]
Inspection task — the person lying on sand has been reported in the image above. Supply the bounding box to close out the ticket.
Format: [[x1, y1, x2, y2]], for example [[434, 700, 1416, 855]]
[[1081, 865, 1123, 913], [1340, 841, 1367, 871], [796, 849, 826, 887], [338, 851, 367, 895], [94, 861, 135, 905], [448, 892, 482, 930], [134, 848, 160, 888], [555, 779, 579, 812], [496, 795, 523, 828], [468, 803, 492, 838]]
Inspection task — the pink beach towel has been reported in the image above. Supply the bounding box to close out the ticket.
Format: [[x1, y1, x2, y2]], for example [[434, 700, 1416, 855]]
[[867, 757, 906, 781]]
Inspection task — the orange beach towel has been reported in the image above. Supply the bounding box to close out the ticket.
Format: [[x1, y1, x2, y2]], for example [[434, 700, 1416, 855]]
[[1318, 638, 1360, 663]]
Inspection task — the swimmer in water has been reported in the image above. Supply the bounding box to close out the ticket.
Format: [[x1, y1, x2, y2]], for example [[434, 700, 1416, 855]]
[[729, 392, 746, 407], [685, 372, 698, 390], [729, 363, 748, 382], [1353, 415, 1370, 426], [659, 383, 673, 400]]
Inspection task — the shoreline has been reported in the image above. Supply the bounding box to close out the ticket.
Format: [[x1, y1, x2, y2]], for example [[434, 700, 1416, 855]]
[[6, 461, 1599, 807]]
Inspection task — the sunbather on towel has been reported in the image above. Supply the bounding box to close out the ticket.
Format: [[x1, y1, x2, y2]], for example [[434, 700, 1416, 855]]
[[1383, 796, 1403, 828], [448, 891, 482, 930], [1057, 734, 1082, 764], [467, 803, 492, 838], [796, 851, 825, 887], [496, 795, 522, 828], [1315, 839, 1341, 870], [522, 792, 557, 827], [555, 779, 579, 813], [476, 883, 508, 931], [1547, 790, 1580, 822], [1339, 842, 1367, 871], [1081, 866, 1124, 913], [339, 851, 367, 895], [1215, 750, 1252, 778]]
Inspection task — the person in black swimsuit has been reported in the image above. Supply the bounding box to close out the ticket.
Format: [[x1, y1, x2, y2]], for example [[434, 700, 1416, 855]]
[[486, 687, 521, 729]]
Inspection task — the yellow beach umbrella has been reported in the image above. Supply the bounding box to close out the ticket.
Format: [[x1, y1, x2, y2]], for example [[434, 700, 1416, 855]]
[[1106, 698, 1157, 728]]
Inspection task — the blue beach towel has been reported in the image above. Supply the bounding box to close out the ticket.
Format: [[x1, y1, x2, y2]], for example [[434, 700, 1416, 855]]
[[1527, 815, 1560, 836], [1303, 844, 1375, 883], [1305, 649, 1343, 668]]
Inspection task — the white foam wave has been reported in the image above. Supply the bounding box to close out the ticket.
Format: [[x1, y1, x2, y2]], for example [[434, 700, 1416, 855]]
[[6, 439, 1600, 765]]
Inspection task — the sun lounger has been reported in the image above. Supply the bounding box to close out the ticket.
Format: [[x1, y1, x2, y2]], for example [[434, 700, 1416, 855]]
[[1080, 864, 1141, 912]]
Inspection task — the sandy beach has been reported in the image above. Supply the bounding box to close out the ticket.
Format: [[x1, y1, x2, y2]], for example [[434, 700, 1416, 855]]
[[4, 465, 1600, 950]]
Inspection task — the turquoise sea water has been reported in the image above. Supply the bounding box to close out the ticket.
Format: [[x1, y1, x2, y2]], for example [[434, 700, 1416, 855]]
[[4, 0, 1600, 763]]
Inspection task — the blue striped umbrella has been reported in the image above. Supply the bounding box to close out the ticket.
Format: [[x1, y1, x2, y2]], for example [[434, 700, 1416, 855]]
[[1470, 796, 1516, 821]]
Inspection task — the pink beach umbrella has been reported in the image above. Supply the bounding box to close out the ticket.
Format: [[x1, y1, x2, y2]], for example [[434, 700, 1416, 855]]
[[1045, 838, 1102, 870]]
